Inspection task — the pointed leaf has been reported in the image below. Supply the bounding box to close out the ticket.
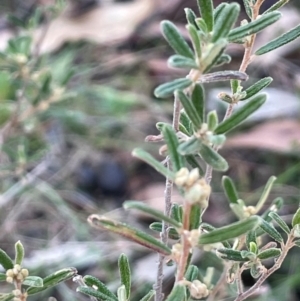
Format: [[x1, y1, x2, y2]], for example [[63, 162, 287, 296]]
[[268, 211, 290, 234], [149, 222, 180, 240], [83, 275, 118, 301], [162, 124, 185, 172], [154, 78, 192, 98], [201, 39, 227, 72], [185, 8, 198, 28], [243, 0, 252, 18], [213, 3, 228, 24], [256, 176, 277, 213], [23, 276, 43, 288], [216, 248, 249, 262], [207, 110, 218, 131], [292, 208, 300, 227], [197, 0, 214, 32], [176, 90, 202, 129], [139, 290, 155, 301], [118, 254, 131, 300], [124, 201, 182, 228], [264, 0, 290, 14], [0, 249, 13, 270], [212, 3, 240, 42], [192, 83, 205, 122], [132, 148, 175, 180], [168, 55, 198, 70], [161, 20, 194, 59], [215, 93, 267, 134], [77, 287, 116, 301], [178, 138, 201, 155], [199, 143, 228, 171], [256, 24, 300, 55], [257, 248, 281, 260], [189, 204, 202, 230], [180, 110, 193, 135], [27, 268, 77, 295], [222, 176, 239, 204], [187, 24, 202, 59], [14, 241, 24, 266], [199, 216, 260, 244], [259, 219, 283, 243], [229, 11, 281, 42], [88, 215, 172, 255], [241, 77, 273, 100], [200, 223, 231, 248], [165, 285, 186, 301], [246, 231, 257, 250], [171, 203, 183, 223]]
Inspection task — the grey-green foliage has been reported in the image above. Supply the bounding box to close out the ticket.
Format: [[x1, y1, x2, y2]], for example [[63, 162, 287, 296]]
[[81, 0, 300, 301]]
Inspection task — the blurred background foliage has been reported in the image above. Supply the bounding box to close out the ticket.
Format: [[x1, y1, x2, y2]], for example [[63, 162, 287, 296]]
[[0, 0, 300, 300]]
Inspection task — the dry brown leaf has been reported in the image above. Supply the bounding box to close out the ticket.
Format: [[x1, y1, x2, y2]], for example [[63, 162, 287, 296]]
[[226, 119, 300, 153], [34, 0, 158, 53]]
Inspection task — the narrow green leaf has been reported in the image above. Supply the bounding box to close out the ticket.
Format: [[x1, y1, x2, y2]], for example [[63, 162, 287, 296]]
[[189, 204, 202, 230], [207, 110, 218, 131], [268, 212, 290, 234], [185, 8, 198, 28], [264, 0, 289, 14], [200, 223, 231, 248], [0, 249, 13, 270], [83, 275, 118, 301], [242, 0, 252, 18], [259, 219, 283, 243], [161, 20, 194, 59], [192, 83, 205, 122], [249, 242, 258, 254], [215, 93, 267, 134], [208, 134, 226, 146], [165, 285, 186, 301], [27, 268, 77, 295], [195, 18, 208, 33], [231, 79, 239, 94], [222, 176, 239, 204], [171, 203, 183, 223], [185, 265, 199, 282], [228, 11, 281, 42], [88, 215, 172, 255], [241, 77, 273, 100], [180, 110, 193, 135], [256, 176, 277, 213], [199, 143, 228, 171], [77, 287, 116, 301], [216, 54, 231, 66], [168, 55, 198, 70], [246, 230, 257, 250], [216, 248, 249, 262], [149, 222, 180, 240], [201, 39, 227, 72], [118, 254, 131, 300], [187, 24, 202, 59], [162, 124, 185, 171], [132, 148, 175, 180], [0, 272, 6, 281], [197, 0, 214, 32], [23, 276, 43, 288], [139, 290, 155, 301], [185, 155, 204, 175], [178, 137, 201, 155], [124, 201, 182, 228], [257, 248, 281, 260], [292, 208, 300, 227], [156, 122, 170, 132], [14, 241, 24, 266], [213, 3, 228, 24], [256, 24, 300, 56], [212, 3, 240, 42], [154, 78, 192, 98], [199, 216, 260, 244], [240, 250, 256, 260], [176, 90, 202, 129]]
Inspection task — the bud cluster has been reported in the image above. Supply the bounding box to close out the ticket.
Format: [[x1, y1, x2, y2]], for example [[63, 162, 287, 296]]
[[189, 280, 209, 299], [175, 167, 211, 207], [6, 264, 29, 284]]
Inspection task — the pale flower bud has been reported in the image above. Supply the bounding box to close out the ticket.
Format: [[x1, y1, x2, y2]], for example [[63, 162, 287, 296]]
[[188, 229, 200, 247], [171, 243, 183, 263], [189, 280, 209, 299], [6, 276, 14, 283], [6, 269, 14, 277], [12, 289, 22, 297], [174, 168, 189, 187], [21, 269, 29, 278], [185, 168, 200, 187]]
